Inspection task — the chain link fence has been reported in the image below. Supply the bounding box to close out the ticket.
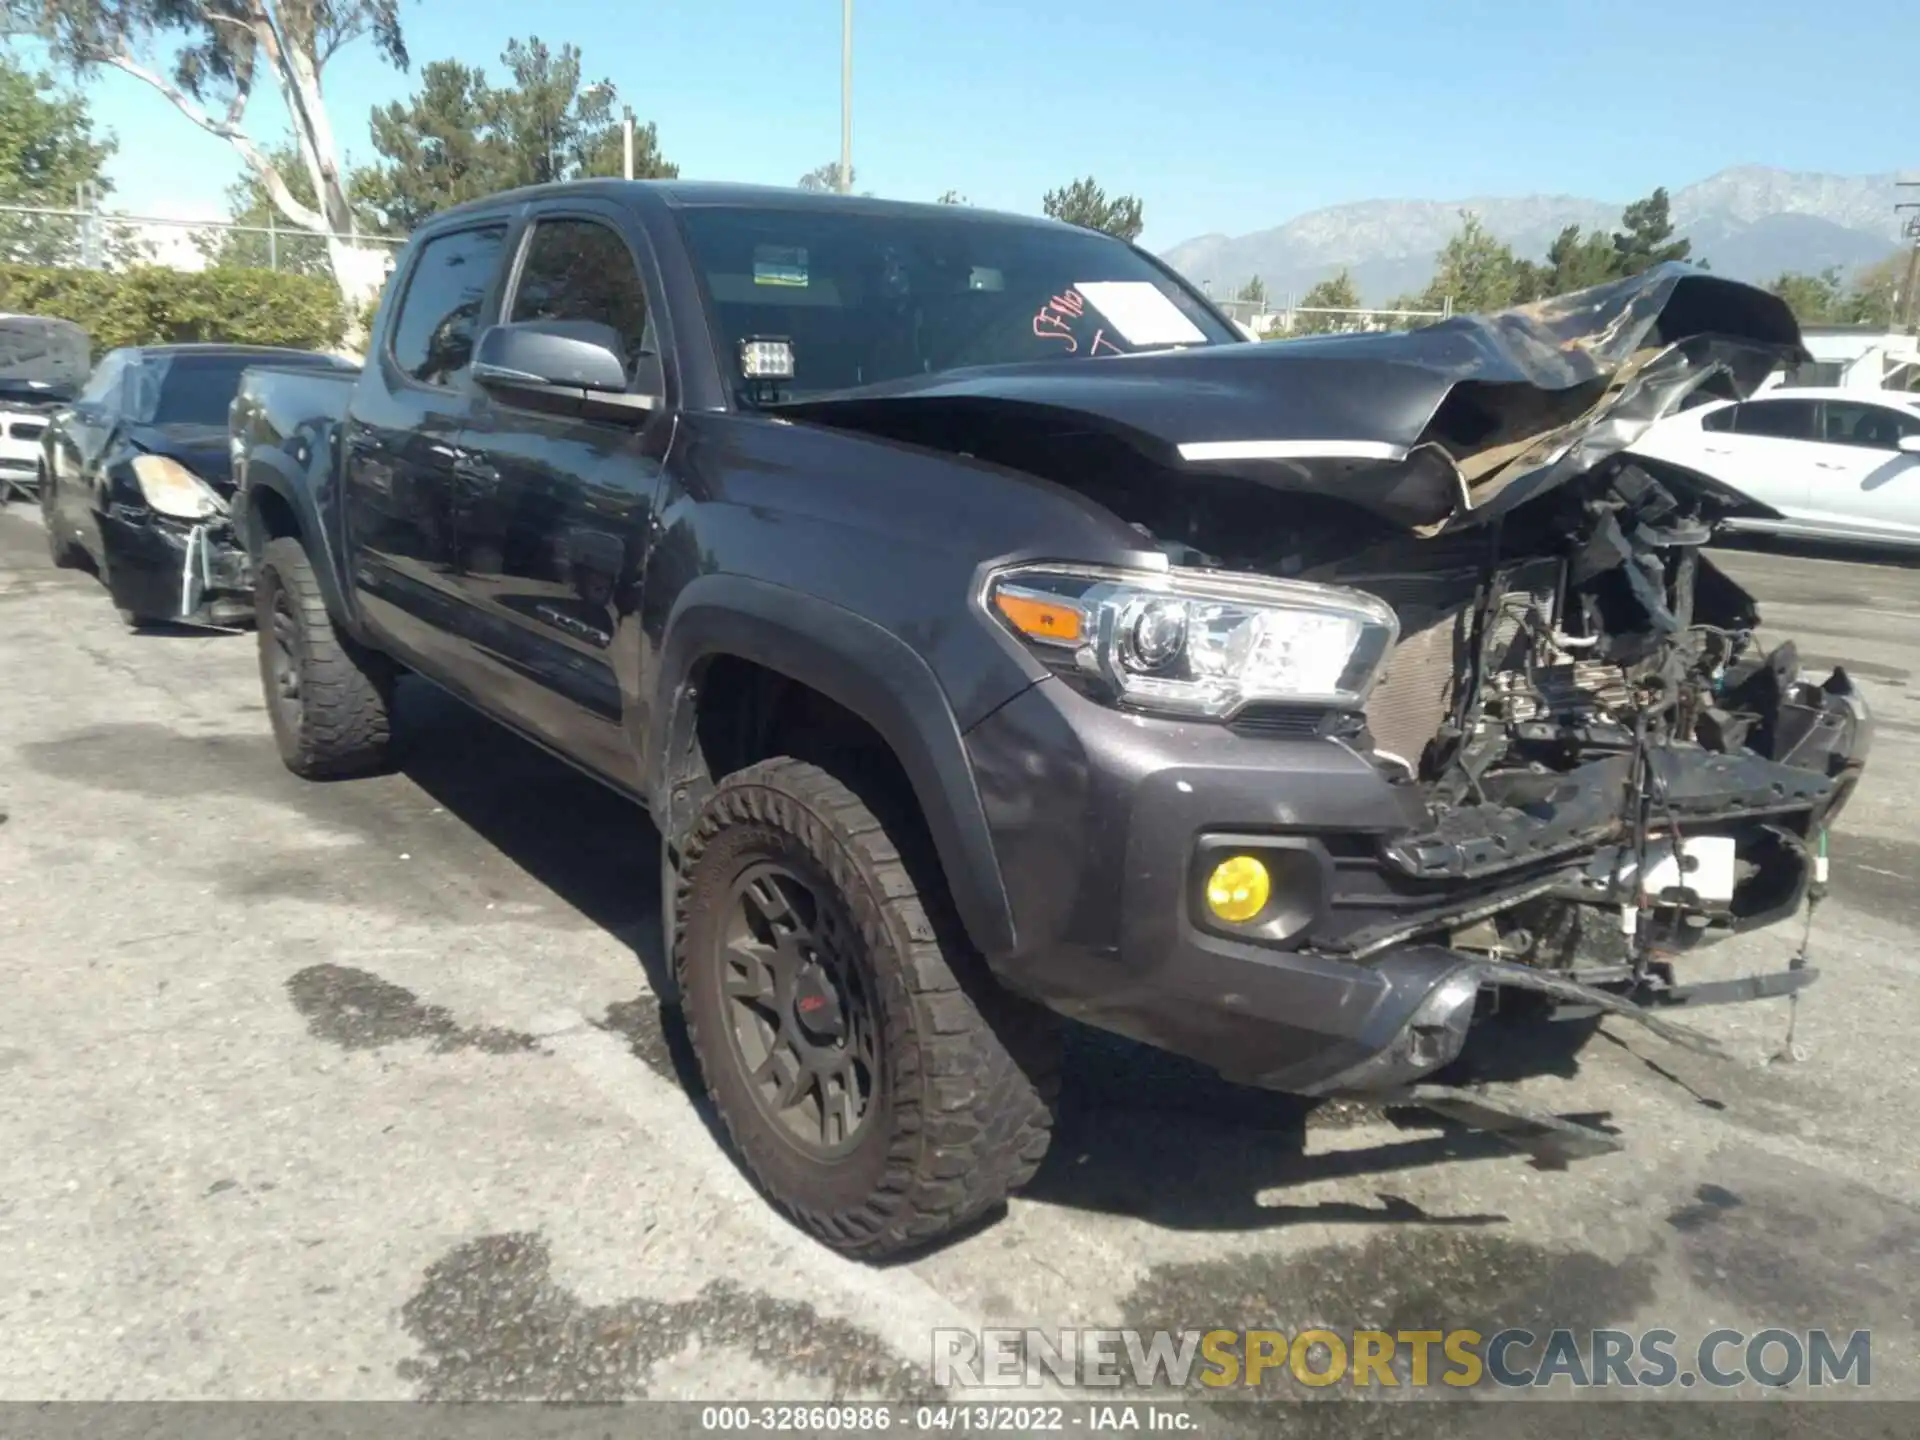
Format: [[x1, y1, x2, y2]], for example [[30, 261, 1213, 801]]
[[0, 202, 404, 278]]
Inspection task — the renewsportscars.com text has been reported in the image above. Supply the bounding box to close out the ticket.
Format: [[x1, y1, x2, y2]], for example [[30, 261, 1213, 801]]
[[932, 1327, 1873, 1390]]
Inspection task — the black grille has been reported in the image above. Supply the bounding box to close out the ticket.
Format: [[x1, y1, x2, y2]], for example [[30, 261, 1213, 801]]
[[1229, 705, 1328, 739]]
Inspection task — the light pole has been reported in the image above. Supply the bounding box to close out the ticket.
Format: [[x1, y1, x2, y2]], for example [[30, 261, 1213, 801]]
[[838, 0, 852, 195]]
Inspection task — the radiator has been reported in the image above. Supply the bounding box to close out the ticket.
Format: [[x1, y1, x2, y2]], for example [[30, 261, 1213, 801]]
[[1355, 558, 1563, 768]]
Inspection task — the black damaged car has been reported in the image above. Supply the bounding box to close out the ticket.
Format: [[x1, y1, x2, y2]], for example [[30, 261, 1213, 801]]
[[228, 182, 1869, 1258], [40, 342, 352, 628]]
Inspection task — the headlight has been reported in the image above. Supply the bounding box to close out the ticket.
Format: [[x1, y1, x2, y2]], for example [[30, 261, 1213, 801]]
[[130, 454, 226, 520], [984, 564, 1397, 719]]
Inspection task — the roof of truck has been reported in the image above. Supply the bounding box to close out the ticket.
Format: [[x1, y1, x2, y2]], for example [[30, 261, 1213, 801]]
[[431, 177, 1078, 233]]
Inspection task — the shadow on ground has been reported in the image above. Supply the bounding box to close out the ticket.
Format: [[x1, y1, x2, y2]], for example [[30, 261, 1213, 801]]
[[375, 678, 1630, 1244]]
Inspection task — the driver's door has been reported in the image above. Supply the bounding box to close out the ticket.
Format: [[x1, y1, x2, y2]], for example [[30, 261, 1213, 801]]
[[451, 206, 673, 789]]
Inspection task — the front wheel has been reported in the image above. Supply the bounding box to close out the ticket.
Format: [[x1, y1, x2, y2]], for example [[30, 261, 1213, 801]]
[[255, 536, 395, 779], [676, 758, 1059, 1258]]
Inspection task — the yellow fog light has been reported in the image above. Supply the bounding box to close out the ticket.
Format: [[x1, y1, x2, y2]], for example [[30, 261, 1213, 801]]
[[1205, 855, 1270, 923]]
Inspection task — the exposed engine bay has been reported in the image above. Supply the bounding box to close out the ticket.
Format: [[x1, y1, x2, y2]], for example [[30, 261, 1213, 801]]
[[780, 264, 1869, 1026], [1116, 453, 1866, 1000]]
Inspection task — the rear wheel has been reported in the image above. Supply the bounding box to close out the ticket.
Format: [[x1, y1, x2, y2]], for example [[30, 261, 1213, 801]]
[[676, 757, 1059, 1258], [255, 536, 394, 779]]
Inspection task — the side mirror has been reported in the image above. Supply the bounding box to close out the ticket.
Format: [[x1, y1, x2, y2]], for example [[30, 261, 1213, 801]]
[[472, 319, 658, 421], [1899, 435, 1920, 455]]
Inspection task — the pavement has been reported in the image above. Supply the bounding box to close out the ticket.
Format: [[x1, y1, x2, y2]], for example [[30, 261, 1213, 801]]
[[3, 502, 1919, 1416]]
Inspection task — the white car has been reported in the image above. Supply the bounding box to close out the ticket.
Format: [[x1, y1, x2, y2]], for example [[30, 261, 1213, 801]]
[[1631, 386, 1920, 548]]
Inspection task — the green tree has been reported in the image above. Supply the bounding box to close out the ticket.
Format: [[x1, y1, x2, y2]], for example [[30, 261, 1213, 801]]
[[489, 37, 673, 188], [1415, 212, 1541, 314], [16, 0, 409, 301], [1840, 252, 1905, 328], [1766, 268, 1850, 325], [797, 161, 871, 196], [1236, 275, 1266, 306], [1612, 186, 1690, 276], [1543, 223, 1618, 294], [355, 39, 676, 234], [935, 188, 967, 205], [1041, 176, 1144, 242], [200, 139, 386, 275], [1283, 270, 1361, 335], [0, 50, 136, 265], [356, 60, 502, 233]]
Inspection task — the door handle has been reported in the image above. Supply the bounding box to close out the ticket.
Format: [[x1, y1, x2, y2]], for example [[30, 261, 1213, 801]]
[[1815, 461, 1846, 471], [1702, 445, 1733, 456]]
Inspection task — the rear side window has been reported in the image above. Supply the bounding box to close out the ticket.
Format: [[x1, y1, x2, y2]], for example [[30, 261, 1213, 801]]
[[1734, 399, 1818, 441], [1700, 405, 1737, 432], [509, 217, 655, 380], [390, 225, 509, 387], [1822, 401, 1920, 451]]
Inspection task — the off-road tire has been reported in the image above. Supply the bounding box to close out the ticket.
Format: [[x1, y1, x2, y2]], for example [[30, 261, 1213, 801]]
[[676, 757, 1060, 1258], [255, 536, 394, 779]]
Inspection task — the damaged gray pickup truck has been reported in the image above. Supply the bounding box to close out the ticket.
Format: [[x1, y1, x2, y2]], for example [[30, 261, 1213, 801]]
[[229, 182, 1868, 1258]]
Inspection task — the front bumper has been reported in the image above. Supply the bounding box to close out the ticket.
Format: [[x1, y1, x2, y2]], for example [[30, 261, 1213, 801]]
[[963, 674, 1869, 1095], [98, 506, 252, 627]]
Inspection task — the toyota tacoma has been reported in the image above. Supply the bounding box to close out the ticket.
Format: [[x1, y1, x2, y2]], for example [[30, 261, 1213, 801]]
[[228, 180, 1869, 1257]]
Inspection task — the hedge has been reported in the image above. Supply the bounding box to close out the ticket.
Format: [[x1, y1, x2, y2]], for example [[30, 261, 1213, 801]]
[[0, 263, 349, 355]]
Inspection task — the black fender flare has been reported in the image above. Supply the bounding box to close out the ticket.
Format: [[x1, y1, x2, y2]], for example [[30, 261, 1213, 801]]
[[651, 575, 1018, 959], [234, 452, 356, 632]]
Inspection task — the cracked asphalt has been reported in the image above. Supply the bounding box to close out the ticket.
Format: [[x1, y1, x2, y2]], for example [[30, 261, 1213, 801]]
[[3, 503, 1919, 1415]]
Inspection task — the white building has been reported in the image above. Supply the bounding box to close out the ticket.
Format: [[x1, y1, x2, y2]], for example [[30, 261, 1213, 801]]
[[1762, 325, 1920, 395]]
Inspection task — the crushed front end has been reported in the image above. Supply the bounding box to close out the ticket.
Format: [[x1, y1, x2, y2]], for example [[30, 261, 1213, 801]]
[[802, 262, 1867, 1151], [1302, 456, 1867, 1032], [97, 453, 253, 628]]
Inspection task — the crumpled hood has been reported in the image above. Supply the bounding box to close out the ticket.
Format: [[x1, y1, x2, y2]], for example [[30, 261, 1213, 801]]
[[127, 422, 233, 491], [0, 314, 90, 395], [774, 263, 1805, 532]]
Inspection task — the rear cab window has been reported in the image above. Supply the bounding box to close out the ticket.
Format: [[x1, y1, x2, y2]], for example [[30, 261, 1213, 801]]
[[673, 204, 1236, 403]]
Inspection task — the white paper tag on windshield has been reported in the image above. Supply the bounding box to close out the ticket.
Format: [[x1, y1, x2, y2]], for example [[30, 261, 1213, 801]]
[[1074, 281, 1207, 347]]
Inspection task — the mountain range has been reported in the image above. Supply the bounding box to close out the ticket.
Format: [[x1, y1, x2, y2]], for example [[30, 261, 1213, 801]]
[[1161, 166, 1911, 305]]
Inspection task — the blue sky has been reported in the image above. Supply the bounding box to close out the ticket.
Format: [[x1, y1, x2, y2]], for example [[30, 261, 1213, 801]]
[[19, 0, 1920, 248]]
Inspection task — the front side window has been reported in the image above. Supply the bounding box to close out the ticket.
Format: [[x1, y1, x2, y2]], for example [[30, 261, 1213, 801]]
[[390, 225, 509, 387], [510, 218, 655, 379], [1700, 404, 1737, 432], [675, 205, 1237, 402], [1735, 399, 1819, 441], [1822, 401, 1920, 451]]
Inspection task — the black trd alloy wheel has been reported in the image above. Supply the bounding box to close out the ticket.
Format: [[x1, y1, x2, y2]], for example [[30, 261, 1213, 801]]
[[676, 758, 1060, 1259], [253, 537, 394, 779], [721, 861, 881, 1158]]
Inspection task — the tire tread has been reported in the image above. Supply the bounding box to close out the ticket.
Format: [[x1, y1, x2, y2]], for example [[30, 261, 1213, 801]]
[[675, 757, 1058, 1258], [257, 536, 393, 779]]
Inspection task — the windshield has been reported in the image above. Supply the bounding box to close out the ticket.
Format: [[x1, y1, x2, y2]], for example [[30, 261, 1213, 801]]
[[675, 205, 1237, 402]]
